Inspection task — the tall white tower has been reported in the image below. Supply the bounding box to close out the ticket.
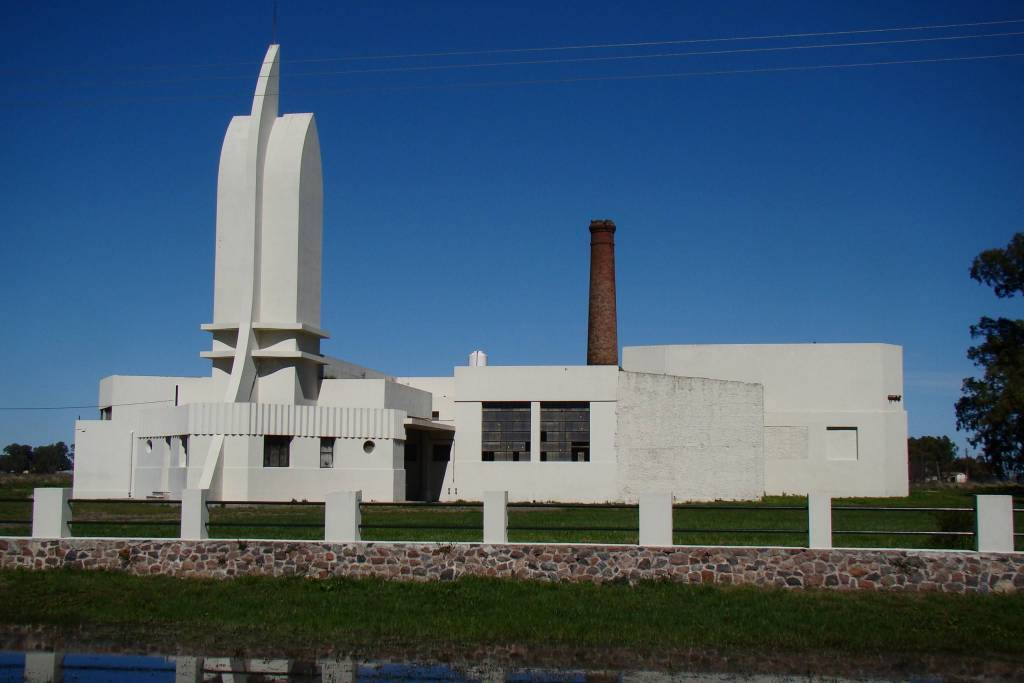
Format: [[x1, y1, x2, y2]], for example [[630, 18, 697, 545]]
[[200, 44, 326, 406]]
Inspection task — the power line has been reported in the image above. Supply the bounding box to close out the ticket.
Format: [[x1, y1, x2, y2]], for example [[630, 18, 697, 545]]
[[288, 18, 1024, 63], [0, 400, 174, 411], [288, 30, 1024, 78], [14, 30, 1024, 91], [2, 17, 1023, 77], [2, 51, 1022, 107]]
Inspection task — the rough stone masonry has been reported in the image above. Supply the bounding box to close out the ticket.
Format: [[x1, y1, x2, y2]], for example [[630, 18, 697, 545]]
[[0, 538, 1021, 593]]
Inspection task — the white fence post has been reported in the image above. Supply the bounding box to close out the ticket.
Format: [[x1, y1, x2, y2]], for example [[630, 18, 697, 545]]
[[483, 491, 508, 544], [180, 489, 209, 540], [639, 493, 673, 546], [326, 490, 362, 543], [975, 494, 1014, 553], [24, 652, 63, 683], [32, 488, 71, 538], [808, 493, 832, 549]]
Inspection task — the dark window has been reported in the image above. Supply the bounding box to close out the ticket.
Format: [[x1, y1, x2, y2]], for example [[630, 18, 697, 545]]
[[263, 435, 291, 467], [540, 402, 590, 462], [181, 436, 189, 467], [320, 437, 335, 468], [481, 402, 531, 462], [432, 410, 440, 420], [100, 407, 112, 421]]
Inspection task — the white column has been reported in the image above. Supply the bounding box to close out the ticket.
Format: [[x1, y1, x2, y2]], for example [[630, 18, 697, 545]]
[[180, 488, 209, 540], [807, 493, 832, 549], [175, 656, 204, 683], [32, 488, 71, 538], [976, 495, 1014, 553], [639, 493, 673, 546], [483, 490, 507, 544], [24, 652, 63, 683], [326, 490, 361, 542]]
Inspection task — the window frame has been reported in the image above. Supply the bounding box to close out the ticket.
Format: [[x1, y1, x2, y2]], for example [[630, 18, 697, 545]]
[[263, 435, 292, 468]]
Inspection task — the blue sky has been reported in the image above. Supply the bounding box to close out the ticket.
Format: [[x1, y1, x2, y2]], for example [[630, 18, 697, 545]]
[[0, 1, 1021, 453]]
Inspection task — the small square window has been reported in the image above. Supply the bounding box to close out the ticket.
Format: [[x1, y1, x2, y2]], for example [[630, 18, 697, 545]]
[[320, 437, 335, 468], [263, 435, 292, 468]]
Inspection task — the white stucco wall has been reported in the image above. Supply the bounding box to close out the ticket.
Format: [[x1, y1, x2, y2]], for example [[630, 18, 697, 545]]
[[615, 370, 765, 501], [445, 366, 619, 502], [622, 344, 909, 497]]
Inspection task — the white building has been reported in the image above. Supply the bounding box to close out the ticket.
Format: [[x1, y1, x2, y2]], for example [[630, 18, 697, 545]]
[[72, 45, 908, 503]]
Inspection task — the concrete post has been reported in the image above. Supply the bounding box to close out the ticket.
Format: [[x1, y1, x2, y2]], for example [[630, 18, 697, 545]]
[[174, 656, 204, 683], [807, 493, 833, 549], [975, 494, 1014, 553], [32, 488, 71, 538], [320, 657, 357, 683], [483, 491, 508, 544], [24, 651, 63, 683], [326, 490, 361, 542], [180, 488, 209, 540], [639, 493, 673, 546]]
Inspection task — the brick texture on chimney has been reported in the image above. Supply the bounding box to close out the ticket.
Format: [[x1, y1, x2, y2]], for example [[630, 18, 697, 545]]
[[587, 219, 618, 366]]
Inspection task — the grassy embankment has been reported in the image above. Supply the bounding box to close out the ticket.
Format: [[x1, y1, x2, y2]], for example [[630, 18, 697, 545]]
[[0, 569, 1021, 659], [1, 474, 1021, 550]]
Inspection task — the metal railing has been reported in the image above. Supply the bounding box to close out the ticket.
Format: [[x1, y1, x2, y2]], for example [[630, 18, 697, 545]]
[[0, 497, 32, 528], [10, 489, 1020, 552]]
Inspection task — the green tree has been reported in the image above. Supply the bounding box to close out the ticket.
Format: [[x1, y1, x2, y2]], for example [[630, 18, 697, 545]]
[[30, 442, 72, 474], [0, 444, 33, 473], [955, 233, 1024, 478], [907, 435, 958, 482]]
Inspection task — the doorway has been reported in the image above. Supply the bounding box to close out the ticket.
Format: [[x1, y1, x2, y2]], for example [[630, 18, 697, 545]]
[[403, 427, 452, 501]]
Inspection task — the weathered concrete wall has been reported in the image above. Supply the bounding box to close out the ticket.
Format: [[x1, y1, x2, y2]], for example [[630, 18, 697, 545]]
[[1, 538, 1020, 593], [616, 371, 764, 501]]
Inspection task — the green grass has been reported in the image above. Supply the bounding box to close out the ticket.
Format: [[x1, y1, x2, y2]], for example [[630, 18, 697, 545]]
[[0, 569, 1020, 658], [1, 474, 1021, 550]]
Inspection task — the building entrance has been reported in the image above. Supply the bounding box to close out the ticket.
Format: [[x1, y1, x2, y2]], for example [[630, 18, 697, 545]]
[[403, 427, 453, 501]]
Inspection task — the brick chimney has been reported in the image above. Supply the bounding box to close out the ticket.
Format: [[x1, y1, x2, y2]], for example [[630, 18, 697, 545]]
[[587, 219, 618, 366]]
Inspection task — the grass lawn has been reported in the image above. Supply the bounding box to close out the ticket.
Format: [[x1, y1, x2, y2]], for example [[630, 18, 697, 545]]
[[1, 474, 1021, 550], [0, 569, 1022, 660]]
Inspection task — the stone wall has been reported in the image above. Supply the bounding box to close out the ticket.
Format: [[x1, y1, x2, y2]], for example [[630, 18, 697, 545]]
[[1, 538, 1020, 593]]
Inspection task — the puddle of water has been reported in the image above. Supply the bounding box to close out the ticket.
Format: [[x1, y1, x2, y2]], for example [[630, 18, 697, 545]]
[[0, 648, 1010, 683]]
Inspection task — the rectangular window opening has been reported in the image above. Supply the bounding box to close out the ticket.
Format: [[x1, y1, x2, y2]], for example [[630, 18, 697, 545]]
[[320, 437, 335, 468], [481, 401, 531, 462], [540, 402, 590, 463], [264, 435, 292, 468]]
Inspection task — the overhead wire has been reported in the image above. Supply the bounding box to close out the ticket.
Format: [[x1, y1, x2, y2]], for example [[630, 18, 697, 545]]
[[3, 51, 1023, 107], [0, 401, 173, 411], [2, 17, 1023, 77]]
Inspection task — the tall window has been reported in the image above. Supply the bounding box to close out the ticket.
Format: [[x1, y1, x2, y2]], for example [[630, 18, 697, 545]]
[[320, 437, 335, 468], [540, 402, 590, 462], [481, 402, 531, 462], [263, 435, 292, 467], [180, 436, 189, 468]]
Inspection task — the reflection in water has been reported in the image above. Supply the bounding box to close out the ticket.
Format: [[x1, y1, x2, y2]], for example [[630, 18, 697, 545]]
[[0, 649, 994, 682], [0, 649, 839, 683]]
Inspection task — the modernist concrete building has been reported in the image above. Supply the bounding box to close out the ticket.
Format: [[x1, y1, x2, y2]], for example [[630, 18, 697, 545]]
[[72, 45, 909, 503]]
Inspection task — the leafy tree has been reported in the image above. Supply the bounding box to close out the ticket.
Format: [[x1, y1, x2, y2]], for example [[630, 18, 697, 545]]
[[907, 436, 958, 482], [955, 232, 1024, 478], [0, 444, 33, 473], [30, 442, 72, 474]]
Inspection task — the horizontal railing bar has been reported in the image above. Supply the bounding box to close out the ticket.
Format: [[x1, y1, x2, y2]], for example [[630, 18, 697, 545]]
[[832, 506, 974, 512], [359, 523, 481, 530], [67, 520, 179, 526], [507, 503, 636, 509], [0, 498, 32, 503], [833, 530, 975, 536], [207, 500, 324, 506], [0, 520, 31, 524], [203, 528, 319, 532], [508, 526, 638, 532], [70, 499, 183, 505], [673, 505, 807, 510], [361, 501, 483, 508], [672, 528, 807, 534]]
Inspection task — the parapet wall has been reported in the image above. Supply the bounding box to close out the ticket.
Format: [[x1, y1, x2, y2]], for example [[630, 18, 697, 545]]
[[1, 538, 1020, 593]]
